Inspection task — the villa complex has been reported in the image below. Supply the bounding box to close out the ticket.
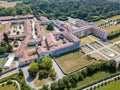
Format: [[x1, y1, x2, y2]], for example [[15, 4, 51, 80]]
[[0, 15, 108, 68]]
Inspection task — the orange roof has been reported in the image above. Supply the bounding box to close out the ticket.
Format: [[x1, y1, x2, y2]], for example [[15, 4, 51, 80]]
[[40, 16, 50, 22]]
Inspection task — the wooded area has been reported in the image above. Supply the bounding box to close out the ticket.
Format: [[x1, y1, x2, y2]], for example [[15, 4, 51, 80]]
[[0, 0, 120, 21]]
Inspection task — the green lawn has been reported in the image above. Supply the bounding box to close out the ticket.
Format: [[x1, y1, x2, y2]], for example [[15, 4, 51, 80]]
[[0, 83, 18, 90], [105, 26, 120, 33], [96, 79, 120, 90], [41, 25, 55, 34], [26, 45, 35, 50], [80, 35, 99, 46], [71, 71, 119, 90], [0, 24, 6, 33], [0, 57, 7, 69], [110, 36, 120, 42], [95, 15, 120, 26], [56, 50, 95, 74]]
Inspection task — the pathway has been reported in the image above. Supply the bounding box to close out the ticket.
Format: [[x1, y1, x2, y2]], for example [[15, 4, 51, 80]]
[[0, 80, 20, 90], [0, 68, 18, 79], [52, 59, 65, 79], [21, 66, 39, 90]]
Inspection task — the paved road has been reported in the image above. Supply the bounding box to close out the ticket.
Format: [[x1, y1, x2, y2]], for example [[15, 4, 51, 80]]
[[21, 66, 39, 90], [52, 59, 65, 79], [0, 68, 18, 79], [0, 80, 20, 90]]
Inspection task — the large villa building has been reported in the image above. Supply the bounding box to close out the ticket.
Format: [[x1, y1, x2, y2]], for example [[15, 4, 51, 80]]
[[0, 15, 108, 67]]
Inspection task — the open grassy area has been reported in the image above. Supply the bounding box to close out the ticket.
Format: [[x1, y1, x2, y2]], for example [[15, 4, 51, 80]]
[[106, 15, 120, 21], [110, 36, 120, 42], [0, 83, 18, 90], [33, 75, 52, 87], [95, 20, 106, 26], [26, 45, 35, 50], [80, 35, 99, 46], [96, 79, 120, 90], [41, 25, 55, 34], [95, 15, 120, 26], [0, 57, 7, 69], [0, 24, 5, 33], [0, 2, 20, 8], [105, 25, 120, 33], [71, 71, 119, 90], [56, 50, 95, 74]]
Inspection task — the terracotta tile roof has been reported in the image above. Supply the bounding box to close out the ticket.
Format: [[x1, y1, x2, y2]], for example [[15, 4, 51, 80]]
[[76, 19, 89, 27], [0, 15, 33, 21], [37, 46, 46, 53], [40, 16, 50, 22], [46, 33, 57, 49], [8, 34, 25, 39]]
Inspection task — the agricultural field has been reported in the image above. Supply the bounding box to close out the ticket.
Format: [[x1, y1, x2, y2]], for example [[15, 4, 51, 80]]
[[56, 50, 95, 74], [0, 1, 20, 8], [96, 79, 120, 90]]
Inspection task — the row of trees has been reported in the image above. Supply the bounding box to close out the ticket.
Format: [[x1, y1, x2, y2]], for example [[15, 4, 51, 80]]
[[28, 57, 56, 79], [46, 24, 54, 31], [42, 60, 118, 90], [108, 29, 120, 39], [0, 33, 13, 54], [0, 0, 120, 22]]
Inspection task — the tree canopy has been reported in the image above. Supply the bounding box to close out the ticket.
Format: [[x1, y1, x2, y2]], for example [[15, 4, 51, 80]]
[[0, 0, 120, 21]]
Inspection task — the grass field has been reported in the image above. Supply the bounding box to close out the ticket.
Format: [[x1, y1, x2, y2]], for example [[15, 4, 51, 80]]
[[110, 36, 120, 42], [0, 57, 7, 69], [41, 25, 55, 34], [80, 35, 99, 46], [71, 71, 119, 90], [56, 50, 95, 74], [95, 15, 120, 26], [96, 79, 120, 90], [105, 26, 120, 33], [33, 75, 52, 87], [26, 45, 35, 50], [0, 24, 5, 33], [0, 2, 20, 8], [0, 83, 18, 90]]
